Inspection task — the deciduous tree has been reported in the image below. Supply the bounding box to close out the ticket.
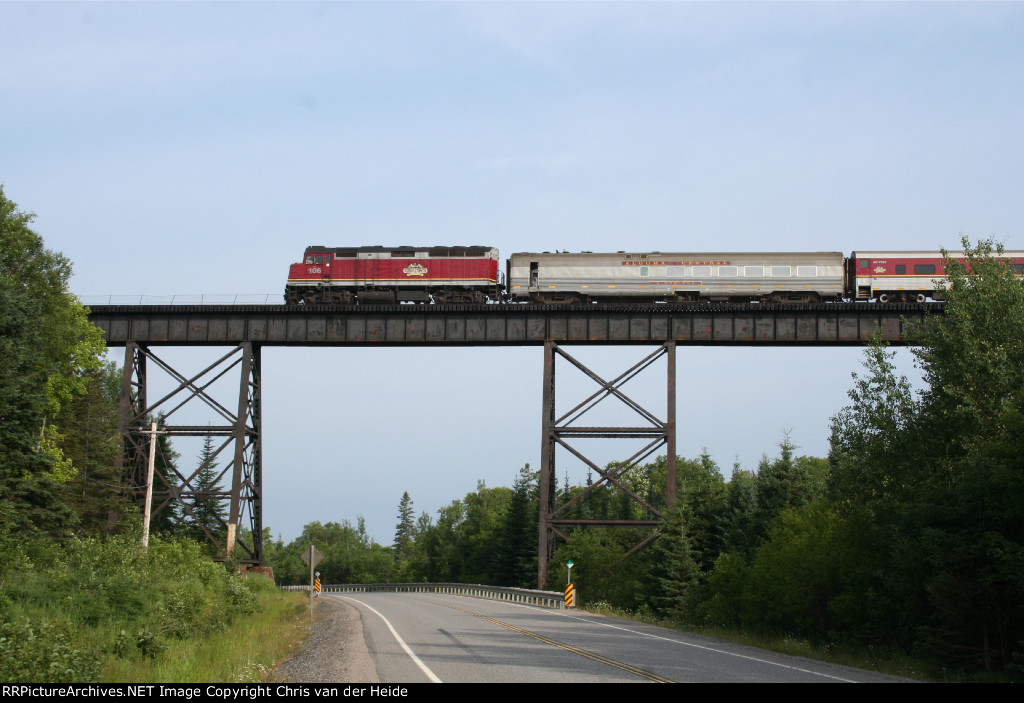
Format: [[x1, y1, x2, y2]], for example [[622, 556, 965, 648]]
[[0, 186, 105, 536]]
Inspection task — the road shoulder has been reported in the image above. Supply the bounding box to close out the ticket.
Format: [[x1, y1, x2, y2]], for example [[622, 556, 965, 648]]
[[272, 595, 379, 683]]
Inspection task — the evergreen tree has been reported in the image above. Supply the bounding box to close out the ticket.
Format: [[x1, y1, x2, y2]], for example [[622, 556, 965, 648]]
[[751, 434, 828, 547], [496, 464, 538, 587], [54, 362, 126, 532], [184, 435, 227, 546], [401, 511, 435, 581], [650, 504, 702, 620], [393, 491, 415, 561], [721, 468, 759, 558]]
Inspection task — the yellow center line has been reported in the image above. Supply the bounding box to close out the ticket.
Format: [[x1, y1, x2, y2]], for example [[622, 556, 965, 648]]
[[437, 601, 675, 683]]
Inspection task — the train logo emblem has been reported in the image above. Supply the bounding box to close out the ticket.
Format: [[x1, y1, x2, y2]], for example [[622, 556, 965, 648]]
[[403, 263, 428, 277]]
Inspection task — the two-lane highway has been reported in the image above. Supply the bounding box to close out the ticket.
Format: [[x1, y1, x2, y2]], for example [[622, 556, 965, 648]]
[[335, 593, 913, 683]]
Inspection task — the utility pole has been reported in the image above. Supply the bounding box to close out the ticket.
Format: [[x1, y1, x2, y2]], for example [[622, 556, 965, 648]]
[[141, 421, 158, 550]]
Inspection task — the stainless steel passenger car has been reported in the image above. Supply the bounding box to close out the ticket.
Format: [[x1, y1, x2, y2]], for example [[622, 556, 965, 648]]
[[507, 251, 846, 304]]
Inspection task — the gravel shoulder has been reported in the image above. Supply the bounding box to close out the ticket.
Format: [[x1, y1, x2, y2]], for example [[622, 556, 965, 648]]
[[271, 595, 379, 683]]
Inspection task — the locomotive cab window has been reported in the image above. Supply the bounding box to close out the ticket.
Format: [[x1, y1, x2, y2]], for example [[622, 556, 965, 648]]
[[305, 256, 314, 264]]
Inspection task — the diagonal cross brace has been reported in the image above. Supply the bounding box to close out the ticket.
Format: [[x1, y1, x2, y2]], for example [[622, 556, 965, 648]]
[[537, 341, 676, 589], [553, 344, 666, 428]]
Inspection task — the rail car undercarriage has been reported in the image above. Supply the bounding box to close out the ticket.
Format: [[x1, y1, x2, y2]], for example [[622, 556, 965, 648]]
[[285, 285, 490, 305], [524, 290, 839, 305]]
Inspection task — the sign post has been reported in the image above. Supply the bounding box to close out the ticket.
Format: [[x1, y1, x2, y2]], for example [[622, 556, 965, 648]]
[[301, 545, 324, 622], [565, 560, 575, 608]]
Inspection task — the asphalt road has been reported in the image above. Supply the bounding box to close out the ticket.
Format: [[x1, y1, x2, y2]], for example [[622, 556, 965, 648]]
[[332, 593, 914, 683]]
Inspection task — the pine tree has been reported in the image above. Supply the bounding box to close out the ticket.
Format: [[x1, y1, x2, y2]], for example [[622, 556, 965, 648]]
[[497, 464, 538, 587], [651, 505, 702, 620], [55, 362, 126, 532], [185, 435, 226, 545], [393, 491, 415, 561]]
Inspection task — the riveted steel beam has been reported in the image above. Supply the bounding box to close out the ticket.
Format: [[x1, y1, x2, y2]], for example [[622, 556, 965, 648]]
[[90, 302, 940, 347]]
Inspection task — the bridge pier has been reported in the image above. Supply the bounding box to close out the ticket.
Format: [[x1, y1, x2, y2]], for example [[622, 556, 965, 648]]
[[537, 341, 676, 589], [115, 342, 263, 563]]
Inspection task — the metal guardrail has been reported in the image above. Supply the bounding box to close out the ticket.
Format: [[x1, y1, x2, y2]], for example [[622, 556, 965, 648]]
[[81, 294, 281, 306], [282, 582, 566, 609]]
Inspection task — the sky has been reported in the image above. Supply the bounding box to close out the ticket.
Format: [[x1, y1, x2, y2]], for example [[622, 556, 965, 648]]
[[3, 1, 1023, 546]]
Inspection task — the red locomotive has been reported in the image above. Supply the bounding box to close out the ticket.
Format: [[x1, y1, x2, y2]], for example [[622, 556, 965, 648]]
[[285, 245, 502, 305]]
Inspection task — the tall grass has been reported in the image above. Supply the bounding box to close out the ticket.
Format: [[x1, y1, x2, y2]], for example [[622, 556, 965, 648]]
[[102, 586, 307, 683], [0, 528, 307, 683]]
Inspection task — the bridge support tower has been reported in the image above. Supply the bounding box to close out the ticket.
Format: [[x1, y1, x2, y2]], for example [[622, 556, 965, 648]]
[[116, 342, 263, 564], [537, 341, 676, 589]]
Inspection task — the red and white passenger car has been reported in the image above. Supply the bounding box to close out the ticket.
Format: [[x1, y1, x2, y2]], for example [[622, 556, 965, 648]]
[[849, 250, 1024, 303]]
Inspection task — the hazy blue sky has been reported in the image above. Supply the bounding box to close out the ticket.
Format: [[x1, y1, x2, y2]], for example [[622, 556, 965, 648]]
[[3, 2, 1022, 545]]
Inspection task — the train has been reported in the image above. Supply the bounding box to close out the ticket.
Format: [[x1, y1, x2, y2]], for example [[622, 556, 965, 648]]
[[285, 246, 1024, 306]]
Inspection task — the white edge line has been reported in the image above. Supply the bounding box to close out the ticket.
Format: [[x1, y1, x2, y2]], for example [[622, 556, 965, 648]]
[[342, 596, 444, 683], [496, 599, 858, 683]]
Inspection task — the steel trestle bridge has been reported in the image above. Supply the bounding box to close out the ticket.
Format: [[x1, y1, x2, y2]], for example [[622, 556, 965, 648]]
[[91, 301, 940, 584]]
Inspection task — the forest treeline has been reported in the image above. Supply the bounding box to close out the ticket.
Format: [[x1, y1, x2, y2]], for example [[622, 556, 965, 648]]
[[2, 182, 1022, 680]]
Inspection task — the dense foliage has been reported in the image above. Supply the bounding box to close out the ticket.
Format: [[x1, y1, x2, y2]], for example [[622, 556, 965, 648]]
[[0, 529, 283, 683], [0, 186, 108, 536], [821, 239, 1024, 675]]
